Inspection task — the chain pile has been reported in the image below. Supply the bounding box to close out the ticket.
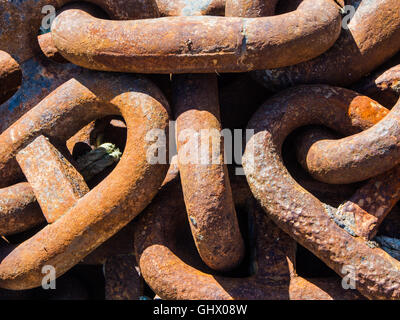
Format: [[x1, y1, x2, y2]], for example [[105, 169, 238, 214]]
[[0, 0, 399, 300]]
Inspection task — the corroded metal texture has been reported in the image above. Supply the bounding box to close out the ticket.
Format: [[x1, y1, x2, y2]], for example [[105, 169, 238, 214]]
[[173, 74, 245, 271], [0, 183, 45, 236], [282, 127, 361, 208], [0, 0, 160, 65], [37, 33, 68, 64], [335, 165, 400, 240], [0, 117, 124, 237], [0, 51, 21, 104], [275, 86, 400, 185], [294, 91, 400, 241], [16, 135, 89, 224], [243, 85, 400, 299], [134, 170, 362, 300], [104, 255, 144, 300], [0, 55, 83, 134], [225, 0, 278, 17], [155, 0, 225, 16], [51, 0, 342, 73], [0, 72, 170, 290], [253, 0, 400, 90], [302, 94, 400, 183], [353, 64, 400, 109]]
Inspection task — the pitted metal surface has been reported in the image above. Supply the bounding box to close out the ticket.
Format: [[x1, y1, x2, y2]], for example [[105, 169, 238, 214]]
[[134, 166, 362, 300], [50, 0, 342, 73], [243, 85, 400, 299], [253, 0, 400, 90], [0, 72, 170, 290], [1, 0, 400, 301]]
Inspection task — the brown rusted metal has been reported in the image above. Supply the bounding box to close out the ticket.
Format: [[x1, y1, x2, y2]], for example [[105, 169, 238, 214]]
[[134, 168, 362, 300], [173, 74, 245, 271], [334, 166, 400, 241], [281, 126, 361, 208], [104, 254, 144, 300], [253, 0, 400, 90], [0, 0, 160, 65], [16, 135, 90, 224], [0, 116, 126, 237], [353, 64, 400, 109], [243, 85, 400, 299], [294, 91, 400, 241], [0, 55, 84, 135], [155, 0, 225, 16], [280, 86, 400, 185], [37, 33, 68, 64], [0, 183, 45, 236], [51, 0, 342, 73], [0, 72, 170, 290], [0, 51, 21, 104], [225, 0, 278, 17]]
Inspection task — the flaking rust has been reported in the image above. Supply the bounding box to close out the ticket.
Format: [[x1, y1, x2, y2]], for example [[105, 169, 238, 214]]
[[50, 0, 342, 73], [253, 0, 400, 90], [294, 90, 400, 241], [0, 183, 44, 236], [134, 166, 362, 300], [0, 72, 169, 290], [243, 85, 400, 299], [0, 51, 21, 104], [354, 63, 400, 109], [155, 0, 225, 16], [1, 0, 400, 301], [173, 74, 245, 272], [0, 0, 160, 64]]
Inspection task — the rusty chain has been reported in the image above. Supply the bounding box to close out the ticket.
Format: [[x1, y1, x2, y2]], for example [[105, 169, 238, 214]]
[[0, 0, 400, 301]]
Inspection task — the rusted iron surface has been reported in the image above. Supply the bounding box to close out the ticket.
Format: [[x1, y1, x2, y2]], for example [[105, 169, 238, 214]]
[[281, 127, 361, 209], [294, 90, 400, 241], [16, 135, 89, 224], [0, 116, 125, 237], [0, 183, 44, 236], [51, 0, 342, 73], [173, 74, 245, 271], [225, 0, 278, 17], [243, 85, 400, 299], [155, 0, 225, 16], [0, 51, 21, 104], [38, 33, 68, 64], [134, 169, 362, 300], [0, 72, 170, 290], [0, 55, 84, 134], [66, 122, 97, 156], [334, 166, 400, 241], [104, 255, 144, 300], [353, 64, 400, 109], [0, 0, 160, 65], [253, 0, 400, 90], [2, 0, 400, 301], [303, 92, 400, 184], [276, 86, 400, 185]]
